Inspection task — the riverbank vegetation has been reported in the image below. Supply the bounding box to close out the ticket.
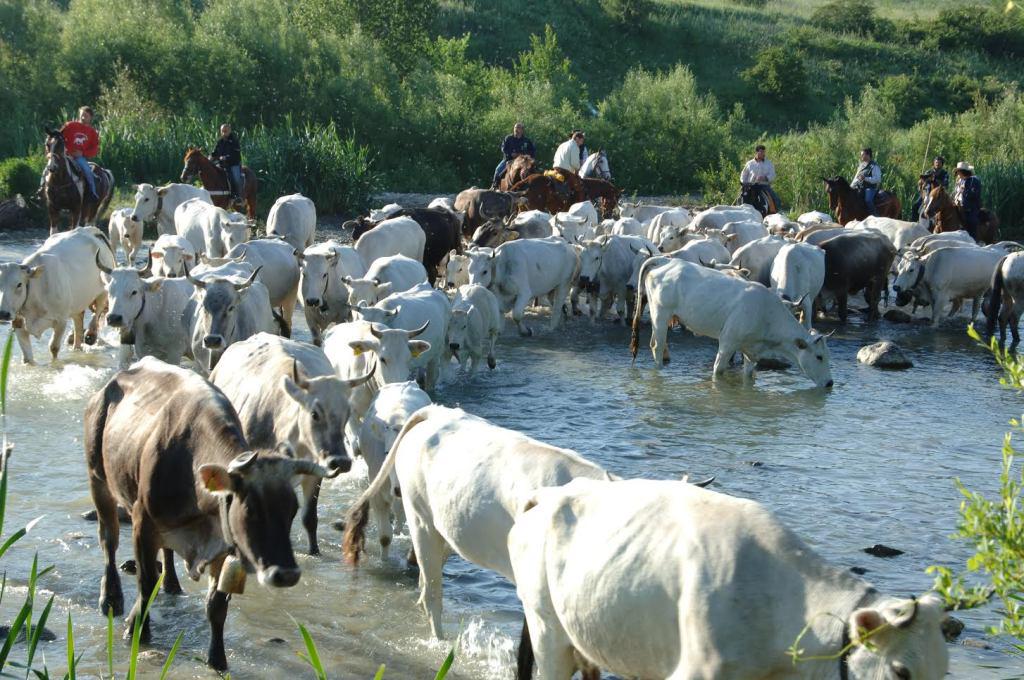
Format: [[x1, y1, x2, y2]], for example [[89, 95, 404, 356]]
[[1, 0, 1022, 223]]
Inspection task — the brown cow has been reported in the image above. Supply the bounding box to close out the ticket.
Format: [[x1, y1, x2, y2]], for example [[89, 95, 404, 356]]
[[818, 230, 896, 322], [453, 188, 528, 237], [84, 357, 326, 671]]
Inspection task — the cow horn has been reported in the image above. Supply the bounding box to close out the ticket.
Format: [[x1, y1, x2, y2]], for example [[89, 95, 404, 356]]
[[892, 598, 919, 629], [137, 250, 153, 277], [234, 266, 261, 291], [407, 320, 430, 338], [344, 358, 377, 388], [291, 359, 309, 389], [369, 323, 384, 339], [185, 263, 207, 289], [227, 451, 258, 473], [94, 251, 113, 275], [289, 459, 328, 479]]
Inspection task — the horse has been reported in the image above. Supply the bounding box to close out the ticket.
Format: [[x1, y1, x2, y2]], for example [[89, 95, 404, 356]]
[[822, 176, 900, 224], [42, 128, 113, 235], [511, 171, 585, 215], [499, 155, 538, 191], [737, 183, 777, 217], [924, 184, 999, 244], [179, 146, 257, 220], [580, 149, 612, 181], [582, 178, 621, 219]]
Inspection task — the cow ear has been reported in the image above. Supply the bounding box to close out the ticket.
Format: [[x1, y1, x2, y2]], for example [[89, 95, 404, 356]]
[[377, 282, 393, 296], [281, 375, 309, 405], [275, 441, 296, 459], [146, 279, 164, 293], [157, 187, 169, 197], [26, 265, 45, 279], [151, 251, 164, 259], [850, 607, 887, 647], [348, 339, 376, 356], [409, 340, 431, 358], [795, 338, 809, 350], [198, 464, 234, 496]]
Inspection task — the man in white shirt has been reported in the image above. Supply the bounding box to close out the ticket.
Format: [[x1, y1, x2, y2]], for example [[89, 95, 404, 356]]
[[739, 144, 780, 213], [850, 147, 882, 216], [551, 130, 587, 203]]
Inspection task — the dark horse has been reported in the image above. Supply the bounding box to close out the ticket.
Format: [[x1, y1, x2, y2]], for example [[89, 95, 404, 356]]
[[43, 129, 113, 235], [822, 176, 900, 224], [511, 171, 585, 215], [499, 155, 538, 192], [924, 184, 999, 244], [180, 146, 258, 220], [582, 178, 621, 219]]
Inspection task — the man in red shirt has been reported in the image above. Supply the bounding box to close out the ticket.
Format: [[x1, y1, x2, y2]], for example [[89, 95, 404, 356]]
[[58, 106, 101, 201]]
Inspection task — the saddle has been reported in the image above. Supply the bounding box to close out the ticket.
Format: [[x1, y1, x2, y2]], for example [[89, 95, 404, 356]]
[[544, 169, 566, 183], [68, 159, 104, 184], [213, 162, 247, 195]]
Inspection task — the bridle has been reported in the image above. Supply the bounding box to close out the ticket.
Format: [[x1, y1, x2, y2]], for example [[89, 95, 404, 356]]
[[838, 587, 879, 680]]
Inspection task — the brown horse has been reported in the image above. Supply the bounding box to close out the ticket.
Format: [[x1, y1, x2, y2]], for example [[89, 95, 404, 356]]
[[581, 178, 621, 219], [924, 184, 999, 244], [180, 146, 257, 220], [499, 155, 538, 191], [43, 129, 113, 235], [822, 176, 900, 224], [511, 171, 585, 215]]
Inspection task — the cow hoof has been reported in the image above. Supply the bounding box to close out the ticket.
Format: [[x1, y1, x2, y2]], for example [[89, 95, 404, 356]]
[[331, 519, 346, 532], [487, 356, 496, 370], [662, 356, 670, 365], [308, 545, 320, 557], [83, 332, 97, 346], [207, 651, 228, 672], [406, 548, 419, 568], [163, 581, 184, 596], [120, 559, 137, 574], [100, 594, 124, 617]]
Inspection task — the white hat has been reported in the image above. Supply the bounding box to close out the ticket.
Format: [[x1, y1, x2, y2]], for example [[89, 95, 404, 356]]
[[955, 161, 974, 173]]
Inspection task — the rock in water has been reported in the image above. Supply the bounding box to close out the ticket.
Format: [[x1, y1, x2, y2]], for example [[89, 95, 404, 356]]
[[883, 309, 913, 324], [857, 341, 913, 369], [863, 543, 904, 558]]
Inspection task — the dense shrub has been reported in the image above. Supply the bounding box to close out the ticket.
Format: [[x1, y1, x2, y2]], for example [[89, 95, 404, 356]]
[[876, 73, 929, 127], [742, 46, 807, 101], [734, 0, 768, 7], [0, 157, 40, 200], [810, 0, 889, 38], [922, 7, 1024, 57], [600, 0, 653, 27]]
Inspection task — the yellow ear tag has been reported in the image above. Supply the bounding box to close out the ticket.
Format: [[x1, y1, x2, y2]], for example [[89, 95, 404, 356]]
[[410, 347, 424, 358], [352, 346, 364, 356]]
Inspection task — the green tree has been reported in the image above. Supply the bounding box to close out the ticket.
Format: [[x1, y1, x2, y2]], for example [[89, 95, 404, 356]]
[[742, 46, 807, 101]]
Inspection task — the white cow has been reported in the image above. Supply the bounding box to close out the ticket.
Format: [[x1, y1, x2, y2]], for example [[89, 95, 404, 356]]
[[129, 182, 211, 236], [663, 237, 732, 267], [690, 205, 761, 231], [468, 237, 578, 336], [797, 210, 832, 225], [363, 255, 429, 295], [185, 268, 277, 374], [567, 201, 599, 229], [771, 241, 826, 329], [579, 235, 659, 321], [721, 220, 770, 253], [632, 258, 833, 387], [0, 227, 114, 363], [225, 239, 300, 336], [174, 198, 250, 258], [364, 283, 451, 390], [645, 208, 691, 243], [369, 202, 403, 222], [610, 217, 645, 237], [510, 478, 951, 680], [850, 216, 930, 250], [444, 251, 471, 289], [427, 197, 454, 212], [299, 241, 365, 346], [211, 333, 374, 554], [512, 210, 555, 239], [267, 193, 317, 252], [108, 208, 142, 265], [354, 216, 426, 271], [893, 247, 1005, 325], [552, 213, 594, 244], [355, 381, 432, 557], [96, 260, 194, 369], [340, 405, 611, 638], [447, 284, 501, 374], [729, 235, 787, 287], [617, 202, 675, 224], [908, 230, 976, 252], [151, 234, 197, 278], [987, 252, 1024, 347]]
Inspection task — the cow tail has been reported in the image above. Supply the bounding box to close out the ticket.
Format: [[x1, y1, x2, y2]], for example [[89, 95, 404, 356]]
[[987, 256, 1006, 339], [342, 406, 433, 566], [271, 308, 288, 336], [516, 616, 534, 680], [629, 257, 656, 362], [97, 170, 115, 227]]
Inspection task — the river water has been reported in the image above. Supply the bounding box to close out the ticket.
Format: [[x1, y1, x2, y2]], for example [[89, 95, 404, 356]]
[[1, 227, 1023, 679]]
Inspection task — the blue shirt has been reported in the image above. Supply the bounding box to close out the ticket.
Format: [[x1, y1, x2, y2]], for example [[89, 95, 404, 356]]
[[501, 135, 536, 161]]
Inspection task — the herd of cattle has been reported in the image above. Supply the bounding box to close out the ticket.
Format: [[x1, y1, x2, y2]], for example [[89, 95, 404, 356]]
[[1, 181, 999, 678]]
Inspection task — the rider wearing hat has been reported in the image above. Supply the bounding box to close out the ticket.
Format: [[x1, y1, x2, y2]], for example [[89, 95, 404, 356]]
[[851, 147, 881, 216], [491, 122, 536, 189], [954, 161, 982, 237]]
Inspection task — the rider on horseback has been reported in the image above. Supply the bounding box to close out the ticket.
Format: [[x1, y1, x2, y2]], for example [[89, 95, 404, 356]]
[[551, 130, 587, 203], [491, 122, 536, 189], [212, 123, 243, 201], [851, 147, 882, 216], [914, 155, 948, 219], [953, 161, 982, 238], [39, 106, 100, 202], [739, 144, 780, 213]]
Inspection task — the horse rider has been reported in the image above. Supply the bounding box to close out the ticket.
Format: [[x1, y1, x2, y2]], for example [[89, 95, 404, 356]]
[[491, 122, 536, 189], [953, 161, 982, 238], [851, 147, 881, 216], [212, 123, 243, 201], [552, 129, 587, 202], [739, 144, 781, 211], [914, 155, 948, 219], [39, 105, 100, 202]]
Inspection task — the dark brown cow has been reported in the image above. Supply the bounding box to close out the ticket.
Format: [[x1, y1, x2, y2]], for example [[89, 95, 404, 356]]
[[347, 207, 464, 284], [818, 231, 896, 322], [84, 357, 326, 671], [453, 188, 528, 237]]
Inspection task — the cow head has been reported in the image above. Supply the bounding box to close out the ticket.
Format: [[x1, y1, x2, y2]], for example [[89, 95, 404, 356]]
[[847, 592, 950, 680], [199, 445, 327, 586], [343, 276, 390, 307], [657, 225, 694, 253], [98, 254, 158, 332], [188, 268, 261, 368], [281, 360, 374, 476], [467, 248, 497, 288], [0, 263, 43, 322], [446, 307, 473, 360], [892, 254, 925, 307], [792, 331, 833, 389], [130, 184, 161, 224], [445, 251, 470, 290], [577, 240, 604, 294], [348, 321, 430, 384], [221, 220, 251, 254], [299, 248, 340, 311], [152, 244, 194, 278]]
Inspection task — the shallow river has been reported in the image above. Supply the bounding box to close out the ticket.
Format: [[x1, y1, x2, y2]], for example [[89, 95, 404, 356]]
[[1, 228, 1023, 679]]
